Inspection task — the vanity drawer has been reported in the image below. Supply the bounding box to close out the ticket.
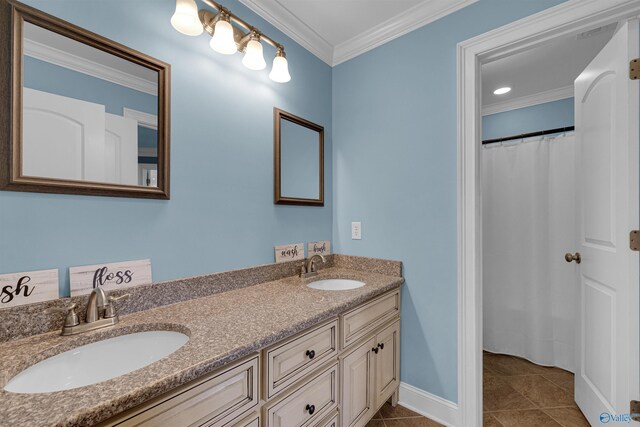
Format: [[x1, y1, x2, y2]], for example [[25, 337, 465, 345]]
[[233, 412, 260, 427], [111, 354, 259, 427], [264, 362, 339, 427], [341, 289, 400, 349], [264, 318, 338, 399], [314, 411, 339, 427]]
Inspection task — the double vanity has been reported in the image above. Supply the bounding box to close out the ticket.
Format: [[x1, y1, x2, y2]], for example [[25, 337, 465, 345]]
[[0, 255, 403, 427]]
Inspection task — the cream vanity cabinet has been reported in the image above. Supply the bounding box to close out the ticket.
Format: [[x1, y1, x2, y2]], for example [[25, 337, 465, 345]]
[[100, 288, 400, 427], [340, 291, 401, 427]]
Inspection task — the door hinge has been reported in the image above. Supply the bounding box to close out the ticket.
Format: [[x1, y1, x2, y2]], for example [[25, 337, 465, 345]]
[[631, 400, 640, 422], [631, 59, 640, 79], [630, 230, 640, 251]]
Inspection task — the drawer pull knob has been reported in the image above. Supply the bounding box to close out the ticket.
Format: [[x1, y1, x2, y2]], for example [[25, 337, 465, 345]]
[[306, 350, 316, 359], [378, 343, 384, 350], [306, 404, 315, 415], [372, 347, 379, 354]]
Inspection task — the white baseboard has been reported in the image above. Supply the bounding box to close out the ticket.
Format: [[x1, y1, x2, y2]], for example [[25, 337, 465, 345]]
[[398, 382, 459, 427]]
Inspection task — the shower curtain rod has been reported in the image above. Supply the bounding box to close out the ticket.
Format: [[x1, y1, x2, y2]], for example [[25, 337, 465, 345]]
[[482, 126, 575, 145]]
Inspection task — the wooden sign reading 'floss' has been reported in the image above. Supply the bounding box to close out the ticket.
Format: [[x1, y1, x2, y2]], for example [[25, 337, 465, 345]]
[[70, 259, 152, 297]]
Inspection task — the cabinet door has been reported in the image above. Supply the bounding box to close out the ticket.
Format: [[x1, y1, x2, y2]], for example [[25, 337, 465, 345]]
[[374, 320, 400, 407], [341, 337, 376, 427]]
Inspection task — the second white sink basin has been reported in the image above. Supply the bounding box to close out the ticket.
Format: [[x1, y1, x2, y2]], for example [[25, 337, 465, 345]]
[[307, 279, 365, 291], [4, 330, 189, 394]]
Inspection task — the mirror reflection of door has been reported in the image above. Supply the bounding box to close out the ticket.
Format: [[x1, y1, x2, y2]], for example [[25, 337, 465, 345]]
[[21, 21, 159, 187]]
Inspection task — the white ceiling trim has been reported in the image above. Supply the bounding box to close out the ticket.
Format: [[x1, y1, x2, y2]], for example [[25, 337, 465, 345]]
[[237, 0, 477, 66], [24, 39, 158, 96], [482, 85, 574, 116], [333, 0, 478, 66], [237, 0, 334, 64]]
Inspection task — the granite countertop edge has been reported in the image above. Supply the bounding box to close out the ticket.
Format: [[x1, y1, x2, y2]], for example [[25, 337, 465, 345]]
[[0, 267, 404, 427]]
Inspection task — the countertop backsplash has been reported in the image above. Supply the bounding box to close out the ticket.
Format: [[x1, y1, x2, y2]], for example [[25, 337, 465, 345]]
[[0, 254, 401, 343]]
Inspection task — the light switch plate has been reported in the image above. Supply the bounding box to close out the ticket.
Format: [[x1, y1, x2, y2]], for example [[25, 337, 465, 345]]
[[351, 222, 362, 240]]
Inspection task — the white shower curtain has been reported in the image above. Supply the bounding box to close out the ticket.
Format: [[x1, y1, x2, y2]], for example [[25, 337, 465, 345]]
[[482, 134, 577, 372]]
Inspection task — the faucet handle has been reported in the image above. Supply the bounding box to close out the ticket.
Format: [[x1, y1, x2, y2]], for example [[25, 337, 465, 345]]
[[104, 293, 130, 318], [46, 303, 80, 327], [108, 293, 131, 303]]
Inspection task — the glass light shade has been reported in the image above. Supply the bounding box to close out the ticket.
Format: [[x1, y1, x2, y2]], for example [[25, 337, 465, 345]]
[[242, 39, 266, 70], [209, 19, 237, 55], [269, 55, 291, 83], [171, 0, 203, 36]]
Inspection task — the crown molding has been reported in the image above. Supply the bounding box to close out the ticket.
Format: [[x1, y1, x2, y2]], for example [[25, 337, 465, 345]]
[[333, 0, 478, 66], [237, 0, 477, 66], [237, 0, 334, 65], [482, 85, 574, 116], [24, 39, 158, 96]]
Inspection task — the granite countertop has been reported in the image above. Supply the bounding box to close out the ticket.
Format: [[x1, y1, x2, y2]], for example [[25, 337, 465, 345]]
[[0, 266, 403, 427]]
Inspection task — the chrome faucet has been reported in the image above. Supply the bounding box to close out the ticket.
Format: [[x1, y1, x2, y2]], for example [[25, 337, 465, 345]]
[[301, 254, 326, 278], [52, 288, 130, 336]]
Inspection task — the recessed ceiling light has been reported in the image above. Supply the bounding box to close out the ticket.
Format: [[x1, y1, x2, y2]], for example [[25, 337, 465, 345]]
[[493, 87, 511, 95]]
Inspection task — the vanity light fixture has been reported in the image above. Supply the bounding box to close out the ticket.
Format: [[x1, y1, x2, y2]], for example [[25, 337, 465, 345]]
[[242, 32, 266, 70], [269, 48, 291, 83], [171, 0, 204, 36], [170, 0, 291, 83], [209, 12, 237, 55], [493, 86, 511, 95]]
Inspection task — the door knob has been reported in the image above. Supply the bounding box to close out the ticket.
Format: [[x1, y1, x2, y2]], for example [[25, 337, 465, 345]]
[[565, 252, 581, 264]]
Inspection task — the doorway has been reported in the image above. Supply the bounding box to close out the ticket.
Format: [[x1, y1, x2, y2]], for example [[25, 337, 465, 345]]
[[480, 24, 615, 426], [457, 1, 640, 426]]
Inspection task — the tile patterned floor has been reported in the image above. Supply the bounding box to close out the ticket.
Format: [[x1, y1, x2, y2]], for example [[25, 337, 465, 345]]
[[483, 351, 589, 427], [366, 402, 444, 426], [366, 352, 589, 427]]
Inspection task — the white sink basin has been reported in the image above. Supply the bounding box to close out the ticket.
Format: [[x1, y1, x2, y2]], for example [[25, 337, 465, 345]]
[[4, 330, 189, 394], [307, 279, 365, 291]]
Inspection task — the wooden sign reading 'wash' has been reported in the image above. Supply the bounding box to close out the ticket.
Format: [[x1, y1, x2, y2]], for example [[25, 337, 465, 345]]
[[0, 269, 59, 309], [70, 259, 152, 296], [274, 243, 305, 263]]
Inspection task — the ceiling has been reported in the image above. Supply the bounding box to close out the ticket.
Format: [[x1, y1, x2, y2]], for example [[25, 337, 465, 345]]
[[238, 0, 477, 65], [482, 23, 616, 114]]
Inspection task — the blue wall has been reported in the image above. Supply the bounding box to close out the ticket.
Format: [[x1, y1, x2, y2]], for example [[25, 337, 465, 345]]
[[0, 0, 333, 296], [332, 0, 566, 402], [482, 97, 574, 140]]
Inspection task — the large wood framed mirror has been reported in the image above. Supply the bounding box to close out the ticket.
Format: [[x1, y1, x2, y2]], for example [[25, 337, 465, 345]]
[[274, 108, 324, 206], [0, 0, 171, 199]]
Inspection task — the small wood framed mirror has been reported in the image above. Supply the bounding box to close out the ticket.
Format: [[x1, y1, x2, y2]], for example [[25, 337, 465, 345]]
[[274, 108, 324, 206], [0, 0, 171, 199]]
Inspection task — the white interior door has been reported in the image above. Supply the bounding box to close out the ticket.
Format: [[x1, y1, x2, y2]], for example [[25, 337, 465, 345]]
[[105, 113, 138, 185], [574, 20, 639, 424], [22, 88, 105, 182]]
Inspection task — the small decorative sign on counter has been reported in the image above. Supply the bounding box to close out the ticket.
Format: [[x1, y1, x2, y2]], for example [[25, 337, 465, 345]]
[[0, 269, 59, 309], [308, 240, 331, 256], [70, 259, 152, 296], [274, 243, 305, 263]]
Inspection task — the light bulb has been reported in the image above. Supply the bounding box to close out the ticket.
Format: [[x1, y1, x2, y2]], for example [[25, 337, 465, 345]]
[[171, 0, 203, 36], [269, 51, 291, 83], [209, 18, 237, 54], [493, 87, 511, 95], [242, 39, 266, 70]]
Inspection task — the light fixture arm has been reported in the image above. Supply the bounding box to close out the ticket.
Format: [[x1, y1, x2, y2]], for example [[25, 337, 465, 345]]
[[200, 0, 280, 49]]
